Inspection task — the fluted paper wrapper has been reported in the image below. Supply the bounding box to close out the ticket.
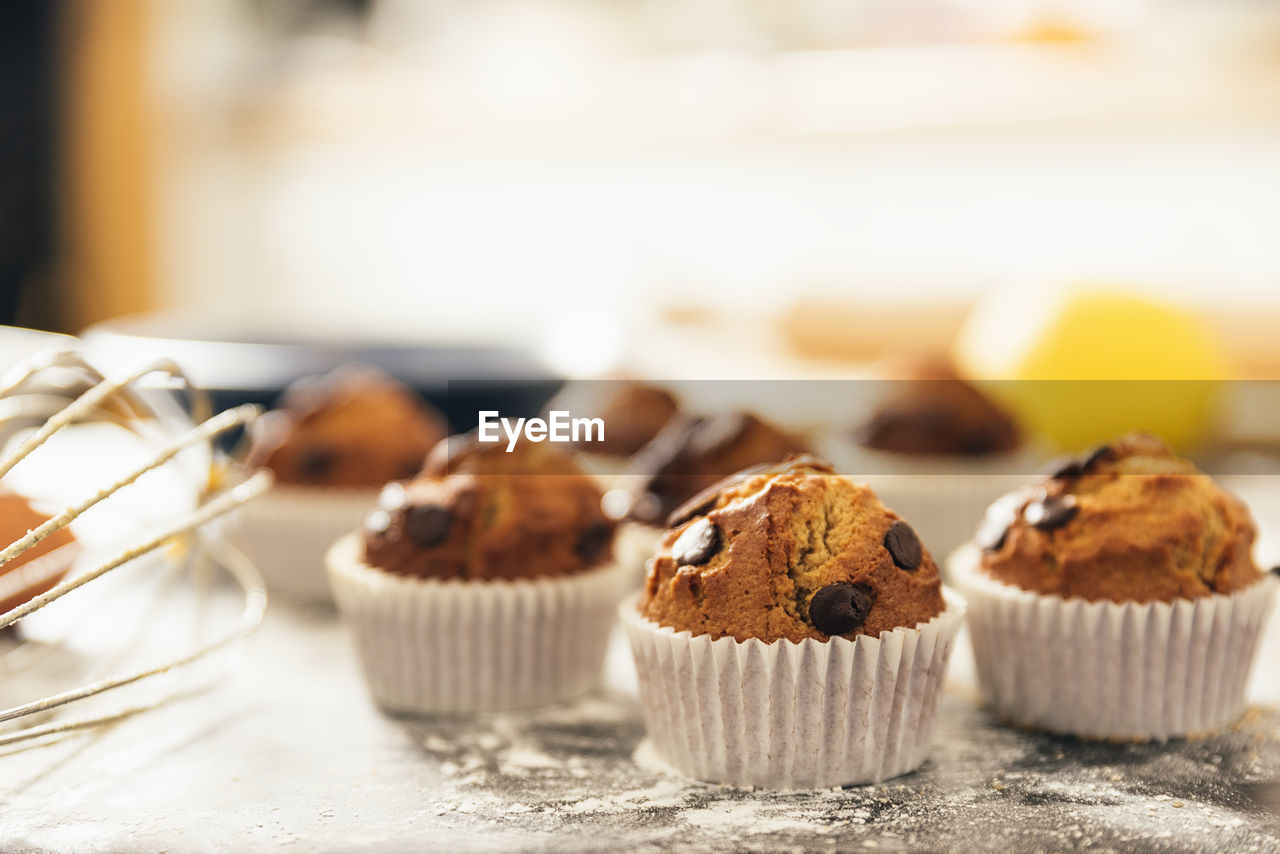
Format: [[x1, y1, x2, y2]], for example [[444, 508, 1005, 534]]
[[228, 485, 377, 602], [327, 534, 632, 714], [950, 544, 1278, 740], [621, 589, 966, 789]]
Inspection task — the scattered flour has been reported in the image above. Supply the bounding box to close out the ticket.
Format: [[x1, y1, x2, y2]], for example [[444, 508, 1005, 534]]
[[408, 690, 1280, 852]]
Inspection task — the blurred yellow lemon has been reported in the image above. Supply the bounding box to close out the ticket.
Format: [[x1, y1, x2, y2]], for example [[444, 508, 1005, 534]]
[[954, 285, 1229, 452]]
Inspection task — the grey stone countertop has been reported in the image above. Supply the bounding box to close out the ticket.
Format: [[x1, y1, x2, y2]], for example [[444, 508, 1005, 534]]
[[0, 588, 1277, 853]]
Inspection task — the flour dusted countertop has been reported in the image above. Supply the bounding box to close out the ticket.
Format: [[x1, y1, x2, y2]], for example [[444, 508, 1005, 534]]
[[2, 585, 1280, 854]]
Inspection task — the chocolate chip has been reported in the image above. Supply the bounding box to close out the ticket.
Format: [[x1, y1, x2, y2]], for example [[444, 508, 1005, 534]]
[[297, 447, 334, 480], [1081, 444, 1115, 471], [809, 582, 874, 636], [1271, 566, 1280, 579], [1047, 444, 1116, 482], [883, 521, 922, 570], [976, 489, 1031, 551], [1024, 493, 1078, 531], [671, 518, 719, 566], [1046, 456, 1084, 481], [665, 485, 722, 529], [405, 504, 453, 547], [574, 522, 613, 564]]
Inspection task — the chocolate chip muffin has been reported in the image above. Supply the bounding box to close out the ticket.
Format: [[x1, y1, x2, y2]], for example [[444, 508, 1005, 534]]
[[544, 380, 679, 458], [327, 436, 630, 713], [622, 455, 965, 787], [854, 357, 1020, 457], [640, 456, 944, 643], [975, 433, 1262, 603], [627, 411, 810, 526], [954, 432, 1275, 740], [363, 437, 615, 581], [246, 366, 447, 488]]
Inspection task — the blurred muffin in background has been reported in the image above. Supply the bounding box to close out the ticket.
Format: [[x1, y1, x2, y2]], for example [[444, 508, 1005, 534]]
[[853, 356, 1020, 457], [233, 365, 448, 602], [624, 411, 811, 526], [246, 365, 447, 487]]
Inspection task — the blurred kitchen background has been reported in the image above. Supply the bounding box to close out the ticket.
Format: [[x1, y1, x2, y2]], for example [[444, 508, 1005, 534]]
[[4, 0, 1280, 381]]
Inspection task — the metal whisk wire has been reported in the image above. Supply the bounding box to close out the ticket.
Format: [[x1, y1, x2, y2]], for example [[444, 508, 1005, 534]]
[[0, 348, 272, 746]]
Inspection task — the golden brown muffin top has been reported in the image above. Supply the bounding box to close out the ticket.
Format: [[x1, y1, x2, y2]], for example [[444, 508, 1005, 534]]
[[977, 433, 1262, 602], [626, 411, 811, 526], [855, 356, 1020, 457], [544, 381, 680, 458], [639, 456, 944, 643], [363, 438, 615, 581], [246, 366, 447, 488]]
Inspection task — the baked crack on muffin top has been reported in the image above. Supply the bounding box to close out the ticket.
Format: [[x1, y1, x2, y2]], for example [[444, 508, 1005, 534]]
[[977, 433, 1262, 602], [639, 455, 944, 643], [363, 437, 615, 581]]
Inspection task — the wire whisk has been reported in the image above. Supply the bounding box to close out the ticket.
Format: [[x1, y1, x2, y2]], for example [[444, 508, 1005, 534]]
[[0, 345, 272, 747]]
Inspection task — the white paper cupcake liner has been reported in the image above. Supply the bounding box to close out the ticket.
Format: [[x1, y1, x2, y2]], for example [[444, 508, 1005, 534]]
[[228, 484, 377, 602], [327, 533, 633, 714], [949, 544, 1278, 740], [620, 588, 966, 789]]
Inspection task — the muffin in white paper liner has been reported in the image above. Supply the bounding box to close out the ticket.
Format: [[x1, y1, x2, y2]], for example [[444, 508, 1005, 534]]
[[326, 533, 633, 714], [228, 485, 377, 602], [949, 544, 1278, 741], [620, 588, 966, 789]]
